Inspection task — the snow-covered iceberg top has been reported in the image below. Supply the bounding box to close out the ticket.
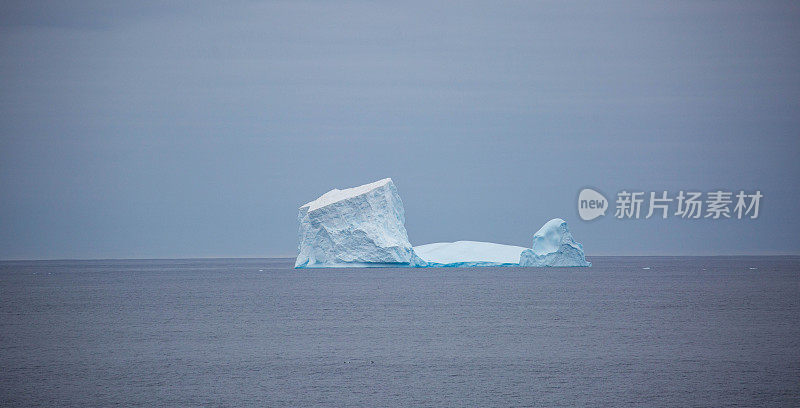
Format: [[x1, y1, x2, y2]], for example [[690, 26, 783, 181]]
[[301, 178, 394, 212], [294, 178, 589, 268]]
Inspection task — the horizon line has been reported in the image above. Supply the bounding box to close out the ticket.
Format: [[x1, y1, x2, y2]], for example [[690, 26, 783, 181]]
[[1, 254, 799, 262]]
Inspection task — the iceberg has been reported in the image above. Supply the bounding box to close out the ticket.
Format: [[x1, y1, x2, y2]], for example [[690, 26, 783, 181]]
[[294, 178, 590, 268], [518, 218, 591, 267], [413, 241, 528, 267], [294, 178, 425, 268]]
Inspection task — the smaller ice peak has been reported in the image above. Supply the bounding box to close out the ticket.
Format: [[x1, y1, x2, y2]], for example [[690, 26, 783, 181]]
[[520, 218, 590, 267], [301, 178, 392, 212], [531, 218, 570, 255]]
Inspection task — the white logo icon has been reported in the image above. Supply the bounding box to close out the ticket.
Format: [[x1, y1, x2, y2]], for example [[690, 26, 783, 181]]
[[578, 188, 608, 221]]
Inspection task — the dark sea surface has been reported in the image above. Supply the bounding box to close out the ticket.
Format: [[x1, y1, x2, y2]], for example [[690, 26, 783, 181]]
[[0, 257, 798, 407]]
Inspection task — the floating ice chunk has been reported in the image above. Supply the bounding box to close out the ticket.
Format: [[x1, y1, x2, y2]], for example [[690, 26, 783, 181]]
[[413, 241, 529, 267], [295, 178, 424, 268], [519, 218, 591, 267]]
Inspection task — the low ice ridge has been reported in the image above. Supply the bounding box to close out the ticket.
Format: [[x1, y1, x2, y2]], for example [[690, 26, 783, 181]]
[[413, 241, 528, 267]]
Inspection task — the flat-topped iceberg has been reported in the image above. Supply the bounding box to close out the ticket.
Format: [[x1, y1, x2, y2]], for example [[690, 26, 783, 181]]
[[294, 178, 589, 268], [413, 241, 529, 267], [294, 178, 425, 268]]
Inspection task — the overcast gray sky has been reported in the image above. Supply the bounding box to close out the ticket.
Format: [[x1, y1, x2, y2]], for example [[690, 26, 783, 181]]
[[1, 1, 798, 259]]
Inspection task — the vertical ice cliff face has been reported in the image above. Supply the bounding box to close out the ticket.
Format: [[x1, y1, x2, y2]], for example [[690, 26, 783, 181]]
[[295, 178, 425, 268], [519, 218, 591, 267]]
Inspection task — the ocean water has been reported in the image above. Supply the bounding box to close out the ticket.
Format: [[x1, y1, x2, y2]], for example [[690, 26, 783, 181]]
[[1, 257, 798, 407]]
